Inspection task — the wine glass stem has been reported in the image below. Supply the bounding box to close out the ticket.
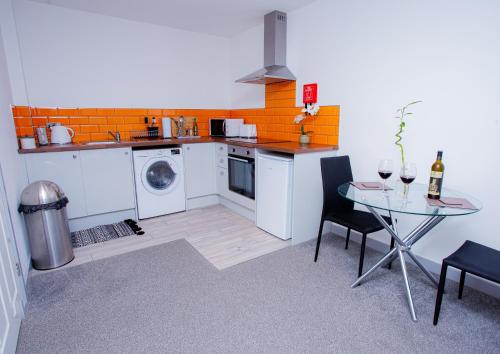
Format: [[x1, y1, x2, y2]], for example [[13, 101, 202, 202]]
[[403, 184, 409, 197]]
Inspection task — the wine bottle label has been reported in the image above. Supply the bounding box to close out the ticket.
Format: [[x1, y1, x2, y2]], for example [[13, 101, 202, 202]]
[[428, 183, 439, 195], [428, 176, 443, 196], [430, 171, 443, 178]]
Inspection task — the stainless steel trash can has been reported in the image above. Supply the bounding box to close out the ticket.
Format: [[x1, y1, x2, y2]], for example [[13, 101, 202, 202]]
[[18, 181, 74, 270]]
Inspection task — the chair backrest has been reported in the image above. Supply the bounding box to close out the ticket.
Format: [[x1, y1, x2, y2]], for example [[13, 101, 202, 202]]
[[320, 156, 354, 215]]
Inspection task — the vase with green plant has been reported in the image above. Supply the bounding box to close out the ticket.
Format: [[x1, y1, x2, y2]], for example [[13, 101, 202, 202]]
[[294, 103, 320, 144], [394, 100, 421, 195], [394, 100, 421, 164]]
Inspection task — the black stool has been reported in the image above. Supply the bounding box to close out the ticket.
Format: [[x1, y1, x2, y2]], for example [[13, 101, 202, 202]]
[[433, 240, 500, 325]]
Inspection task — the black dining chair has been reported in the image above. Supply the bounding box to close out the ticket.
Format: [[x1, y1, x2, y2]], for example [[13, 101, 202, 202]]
[[433, 240, 500, 325], [314, 156, 395, 277]]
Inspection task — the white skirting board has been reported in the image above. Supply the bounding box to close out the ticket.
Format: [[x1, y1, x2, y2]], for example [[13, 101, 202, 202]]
[[187, 195, 255, 222], [323, 223, 500, 300], [186, 195, 219, 210], [68, 209, 137, 232], [219, 197, 255, 222]]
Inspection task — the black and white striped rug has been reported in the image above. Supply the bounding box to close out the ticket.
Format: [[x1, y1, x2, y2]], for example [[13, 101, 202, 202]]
[[71, 222, 138, 248]]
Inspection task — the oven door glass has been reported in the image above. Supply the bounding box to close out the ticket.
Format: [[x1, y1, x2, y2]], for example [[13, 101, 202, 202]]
[[228, 156, 255, 199]]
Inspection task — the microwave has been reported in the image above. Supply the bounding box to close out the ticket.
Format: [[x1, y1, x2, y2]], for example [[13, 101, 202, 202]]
[[209, 118, 243, 137]]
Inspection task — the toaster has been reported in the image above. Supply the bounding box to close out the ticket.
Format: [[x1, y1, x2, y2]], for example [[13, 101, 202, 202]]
[[239, 124, 257, 138]]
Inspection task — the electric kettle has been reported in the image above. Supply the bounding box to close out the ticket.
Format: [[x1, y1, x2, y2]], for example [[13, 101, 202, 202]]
[[48, 123, 75, 144]]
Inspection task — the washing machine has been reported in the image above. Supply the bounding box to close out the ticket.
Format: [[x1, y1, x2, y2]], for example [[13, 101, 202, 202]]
[[133, 147, 186, 219]]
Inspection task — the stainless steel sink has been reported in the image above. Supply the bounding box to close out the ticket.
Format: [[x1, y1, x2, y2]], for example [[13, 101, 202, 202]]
[[84, 141, 119, 145]]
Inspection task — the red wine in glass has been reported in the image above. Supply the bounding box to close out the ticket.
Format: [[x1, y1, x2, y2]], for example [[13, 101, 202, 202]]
[[400, 176, 415, 184], [378, 159, 393, 191], [378, 171, 392, 179], [400, 162, 417, 198]]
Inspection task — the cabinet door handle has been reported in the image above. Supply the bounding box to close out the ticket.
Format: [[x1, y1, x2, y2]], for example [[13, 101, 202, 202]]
[[125, 151, 129, 155], [186, 147, 190, 150], [72, 154, 77, 159]]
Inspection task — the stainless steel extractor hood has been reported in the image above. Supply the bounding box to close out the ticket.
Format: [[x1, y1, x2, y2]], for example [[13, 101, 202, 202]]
[[236, 11, 296, 85]]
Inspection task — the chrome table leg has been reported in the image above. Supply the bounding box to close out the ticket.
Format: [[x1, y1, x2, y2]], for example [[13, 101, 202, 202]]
[[406, 251, 439, 287], [378, 216, 440, 268], [398, 247, 417, 321], [351, 247, 398, 287], [351, 206, 445, 321], [406, 216, 446, 247]]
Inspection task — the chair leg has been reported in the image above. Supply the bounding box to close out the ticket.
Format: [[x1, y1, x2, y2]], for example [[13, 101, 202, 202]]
[[314, 218, 325, 262], [345, 228, 351, 250], [358, 233, 367, 277], [458, 270, 466, 299], [433, 262, 448, 325], [388, 237, 395, 270]]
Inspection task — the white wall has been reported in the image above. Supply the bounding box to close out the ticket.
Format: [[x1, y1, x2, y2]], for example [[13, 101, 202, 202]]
[[0, 23, 30, 279], [230, 24, 265, 109], [12, 0, 231, 109], [0, 0, 27, 104], [230, 0, 500, 266]]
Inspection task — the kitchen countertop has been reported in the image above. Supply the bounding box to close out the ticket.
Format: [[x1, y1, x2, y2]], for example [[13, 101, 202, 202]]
[[18, 137, 338, 155]]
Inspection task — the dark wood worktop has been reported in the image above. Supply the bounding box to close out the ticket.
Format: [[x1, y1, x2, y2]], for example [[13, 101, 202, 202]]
[[251, 141, 338, 154], [18, 137, 213, 153], [18, 137, 338, 155]]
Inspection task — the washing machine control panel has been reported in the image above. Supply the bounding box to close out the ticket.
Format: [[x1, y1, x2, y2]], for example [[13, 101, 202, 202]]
[[171, 149, 181, 155]]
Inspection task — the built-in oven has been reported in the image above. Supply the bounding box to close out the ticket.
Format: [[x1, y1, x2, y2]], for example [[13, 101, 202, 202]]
[[227, 145, 255, 199]]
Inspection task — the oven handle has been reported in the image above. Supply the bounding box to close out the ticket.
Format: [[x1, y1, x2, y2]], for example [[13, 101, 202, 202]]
[[228, 156, 253, 163]]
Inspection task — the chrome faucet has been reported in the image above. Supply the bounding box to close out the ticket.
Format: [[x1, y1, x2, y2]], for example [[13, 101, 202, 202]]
[[108, 131, 121, 142]]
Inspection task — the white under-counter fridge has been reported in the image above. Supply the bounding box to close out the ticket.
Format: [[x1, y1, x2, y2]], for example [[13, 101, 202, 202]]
[[256, 152, 293, 240]]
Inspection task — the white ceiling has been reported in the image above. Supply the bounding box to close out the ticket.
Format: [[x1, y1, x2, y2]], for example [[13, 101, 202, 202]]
[[28, 0, 317, 37]]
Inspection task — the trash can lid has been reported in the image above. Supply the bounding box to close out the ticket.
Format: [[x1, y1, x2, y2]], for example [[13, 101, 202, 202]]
[[20, 180, 66, 206]]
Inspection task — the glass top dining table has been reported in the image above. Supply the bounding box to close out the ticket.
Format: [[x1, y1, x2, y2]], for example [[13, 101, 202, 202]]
[[338, 182, 482, 216], [337, 181, 482, 321]]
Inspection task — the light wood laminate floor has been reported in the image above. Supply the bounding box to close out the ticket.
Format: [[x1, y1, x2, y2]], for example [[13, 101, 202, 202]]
[[31, 205, 290, 276]]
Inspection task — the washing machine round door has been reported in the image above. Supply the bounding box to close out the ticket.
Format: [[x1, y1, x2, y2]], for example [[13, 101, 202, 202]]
[[141, 157, 180, 195]]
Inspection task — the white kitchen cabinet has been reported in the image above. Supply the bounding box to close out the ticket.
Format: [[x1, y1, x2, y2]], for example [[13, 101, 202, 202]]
[[216, 153, 228, 168], [24, 151, 87, 219], [183, 143, 216, 198], [214, 143, 227, 155], [80, 148, 135, 215], [216, 166, 229, 198]]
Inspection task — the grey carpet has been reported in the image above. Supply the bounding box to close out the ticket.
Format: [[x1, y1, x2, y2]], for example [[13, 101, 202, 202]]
[[17, 235, 500, 353], [71, 221, 137, 248]]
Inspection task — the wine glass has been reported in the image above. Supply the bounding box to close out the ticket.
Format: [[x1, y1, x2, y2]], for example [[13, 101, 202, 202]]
[[400, 162, 417, 197], [378, 159, 393, 191]]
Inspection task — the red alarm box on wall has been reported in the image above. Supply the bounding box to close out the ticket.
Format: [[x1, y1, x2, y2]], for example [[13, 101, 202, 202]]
[[303, 83, 318, 104]]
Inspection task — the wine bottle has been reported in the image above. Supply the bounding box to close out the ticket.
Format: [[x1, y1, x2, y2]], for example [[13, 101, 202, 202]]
[[427, 151, 444, 199], [193, 117, 199, 136]]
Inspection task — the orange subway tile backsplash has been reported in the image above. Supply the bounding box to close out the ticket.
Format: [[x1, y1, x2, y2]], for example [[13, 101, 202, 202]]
[[232, 81, 340, 145], [12, 81, 339, 145], [14, 117, 32, 127]]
